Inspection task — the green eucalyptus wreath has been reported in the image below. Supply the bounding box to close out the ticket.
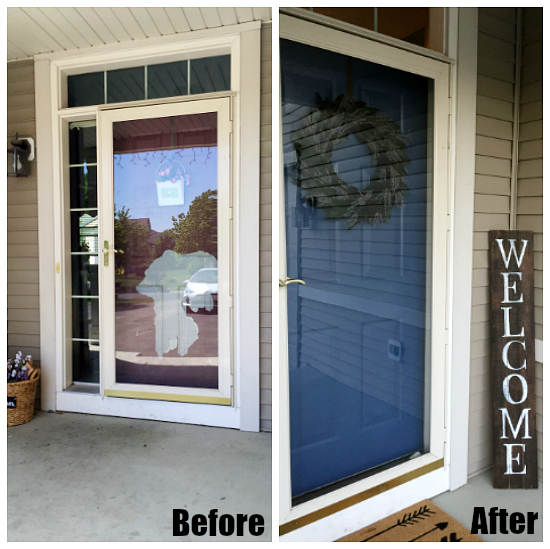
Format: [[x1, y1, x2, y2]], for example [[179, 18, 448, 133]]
[[291, 94, 410, 228]]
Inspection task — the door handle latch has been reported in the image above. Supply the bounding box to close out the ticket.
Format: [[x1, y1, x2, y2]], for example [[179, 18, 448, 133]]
[[103, 240, 109, 266], [279, 277, 306, 287], [102, 241, 124, 266]]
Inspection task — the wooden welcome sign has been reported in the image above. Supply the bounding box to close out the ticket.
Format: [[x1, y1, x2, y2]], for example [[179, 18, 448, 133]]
[[489, 230, 537, 489]]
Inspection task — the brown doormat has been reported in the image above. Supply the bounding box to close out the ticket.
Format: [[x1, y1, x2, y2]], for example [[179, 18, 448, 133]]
[[336, 500, 483, 542]]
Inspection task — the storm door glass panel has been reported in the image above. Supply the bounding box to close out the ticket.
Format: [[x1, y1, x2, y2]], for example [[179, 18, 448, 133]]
[[69, 121, 100, 383], [281, 39, 433, 501], [112, 113, 219, 389]]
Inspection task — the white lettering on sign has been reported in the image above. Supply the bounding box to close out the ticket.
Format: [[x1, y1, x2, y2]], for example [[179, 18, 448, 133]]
[[497, 238, 530, 478], [496, 239, 528, 269], [504, 444, 526, 475], [501, 272, 523, 303], [501, 307, 525, 338], [503, 374, 528, 405], [502, 340, 526, 371], [500, 408, 531, 440]]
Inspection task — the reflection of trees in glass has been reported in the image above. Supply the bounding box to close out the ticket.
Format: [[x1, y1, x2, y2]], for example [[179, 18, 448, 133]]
[[169, 190, 217, 257], [114, 206, 152, 274], [153, 230, 176, 259]]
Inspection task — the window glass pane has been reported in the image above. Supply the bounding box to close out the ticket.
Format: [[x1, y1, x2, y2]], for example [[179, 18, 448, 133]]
[[148, 60, 189, 99], [70, 211, 98, 254], [302, 7, 445, 53], [107, 67, 145, 104], [69, 119, 100, 387], [71, 255, 99, 296], [68, 72, 104, 107], [281, 38, 432, 500], [304, 7, 377, 30], [69, 125, 97, 165], [72, 340, 99, 383], [70, 165, 97, 210], [378, 7, 430, 48], [67, 55, 232, 108], [190, 55, 231, 95], [72, 298, 99, 340], [112, 113, 219, 390]]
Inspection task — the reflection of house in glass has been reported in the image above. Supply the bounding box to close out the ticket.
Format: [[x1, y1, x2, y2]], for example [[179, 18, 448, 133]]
[[79, 213, 99, 264]]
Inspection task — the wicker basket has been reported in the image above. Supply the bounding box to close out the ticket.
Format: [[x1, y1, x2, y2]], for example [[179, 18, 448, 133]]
[[7, 361, 40, 427]]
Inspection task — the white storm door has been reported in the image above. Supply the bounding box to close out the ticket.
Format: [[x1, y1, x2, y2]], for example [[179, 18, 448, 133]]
[[279, 15, 451, 531], [98, 98, 232, 406]]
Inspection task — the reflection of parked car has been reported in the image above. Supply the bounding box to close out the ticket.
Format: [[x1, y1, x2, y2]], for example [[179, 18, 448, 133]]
[[182, 268, 218, 313]]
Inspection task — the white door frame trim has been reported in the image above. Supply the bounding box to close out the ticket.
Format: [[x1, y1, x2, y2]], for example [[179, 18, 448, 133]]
[[447, 7, 478, 491], [35, 23, 261, 431]]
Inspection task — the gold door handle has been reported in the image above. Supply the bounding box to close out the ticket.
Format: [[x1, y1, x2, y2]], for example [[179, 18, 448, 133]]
[[101, 248, 123, 254], [279, 277, 306, 287], [102, 241, 124, 266]]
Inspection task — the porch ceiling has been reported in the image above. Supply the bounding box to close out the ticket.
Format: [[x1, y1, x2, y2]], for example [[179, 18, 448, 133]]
[[7, 7, 272, 62]]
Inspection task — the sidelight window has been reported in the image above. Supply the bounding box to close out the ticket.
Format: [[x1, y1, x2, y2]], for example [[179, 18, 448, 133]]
[[68, 121, 100, 384]]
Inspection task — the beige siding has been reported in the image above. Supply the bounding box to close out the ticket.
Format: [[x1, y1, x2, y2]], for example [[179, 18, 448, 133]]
[[7, 60, 41, 394], [259, 23, 273, 432], [517, 7, 543, 480], [469, 8, 516, 476], [517, 8, 543, 339], [469, 8, 543, 481]]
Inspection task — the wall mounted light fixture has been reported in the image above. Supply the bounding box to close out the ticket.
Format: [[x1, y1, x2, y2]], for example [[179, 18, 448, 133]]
[[8, 134, 34, 177]]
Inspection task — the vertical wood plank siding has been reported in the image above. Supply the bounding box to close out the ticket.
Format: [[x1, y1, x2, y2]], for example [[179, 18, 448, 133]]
[[469, 8, 542, 480], [259, 23, 273, 431], [517, 8, 543, 479], [7, 59, 41, 397]]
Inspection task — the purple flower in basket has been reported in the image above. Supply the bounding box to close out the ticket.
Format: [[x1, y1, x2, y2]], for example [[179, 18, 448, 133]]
[[7, 351, 31, 383]]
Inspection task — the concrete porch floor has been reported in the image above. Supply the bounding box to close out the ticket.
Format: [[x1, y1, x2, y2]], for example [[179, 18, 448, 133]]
[[433, 469, 543, 542], [7, 411, 272, 542]]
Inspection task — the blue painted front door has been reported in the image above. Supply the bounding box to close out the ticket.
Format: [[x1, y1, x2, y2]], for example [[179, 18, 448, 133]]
[[281, 39, 433, 500]]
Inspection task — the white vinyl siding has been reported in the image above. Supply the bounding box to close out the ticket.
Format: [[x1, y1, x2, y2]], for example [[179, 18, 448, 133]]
[[260, 23, 273, 432], [7, 59, 40, 402]]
